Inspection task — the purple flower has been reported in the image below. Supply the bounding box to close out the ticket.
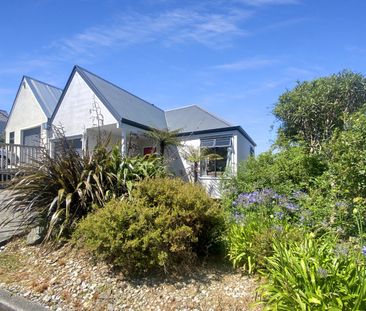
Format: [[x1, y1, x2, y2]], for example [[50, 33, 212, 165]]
[[334, 244, 349, 257], [234, 189, 285, 208], [273, 225, 283, 232], [292, 190, 306, 199], [317, 267, 328, 278], [274, 211, 284, 220], [335, 201, 348, 208], [232, 211, 244, 223], [361, 246, 366, 257], [284, 202, 299, 211]]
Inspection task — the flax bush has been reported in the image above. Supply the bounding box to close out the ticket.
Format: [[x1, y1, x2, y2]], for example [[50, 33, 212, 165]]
[[1, 137, 165, 241], [73, 178, 225, 274]]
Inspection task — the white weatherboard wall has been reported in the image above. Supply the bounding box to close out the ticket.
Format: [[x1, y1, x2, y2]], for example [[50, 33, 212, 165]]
[[236, 130, 254, 164], [5, 80, 48, 146], [52, 72, 117, 138]]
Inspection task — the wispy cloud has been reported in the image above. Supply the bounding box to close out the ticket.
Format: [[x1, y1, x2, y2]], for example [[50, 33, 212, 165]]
[[0, 1, 303, 93], [50, 8, 252, 59], [236, 0, 299, 6], [212, 57, 278, 71]]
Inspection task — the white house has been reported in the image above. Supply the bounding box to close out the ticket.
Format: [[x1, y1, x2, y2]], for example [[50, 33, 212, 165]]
[[50, 66, 256, 197], [6, 66, 256, 197], [165, 105, 255, 196], [5, 76, 62, 148]]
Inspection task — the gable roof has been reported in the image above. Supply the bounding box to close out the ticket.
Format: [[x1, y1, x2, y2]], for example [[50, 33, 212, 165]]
[[24, 76, 63, 118], [52, 66, 167, 129], [0, 110, 8, 121], [165, 105, 232, 132], [166, 105, 256, 146], [51, 65, 255, 146], [0, 110, 7, 133]]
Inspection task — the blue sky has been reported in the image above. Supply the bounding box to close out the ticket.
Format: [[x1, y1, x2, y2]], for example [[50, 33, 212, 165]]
[[1, 0, 366, 153]]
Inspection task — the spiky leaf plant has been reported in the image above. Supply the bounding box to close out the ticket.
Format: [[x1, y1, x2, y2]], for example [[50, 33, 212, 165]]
[[1, 133, 166, 241]]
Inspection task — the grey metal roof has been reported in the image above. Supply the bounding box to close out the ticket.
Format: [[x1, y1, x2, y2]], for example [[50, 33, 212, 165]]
[[0, 110, 8, 122], [24, 77, 63, 118], [50, 65, 255, 146], [165, 105, 257, 146], [76, 66, 167, 129], [0, 110, 8, 133], [165, 105, 232, 132]]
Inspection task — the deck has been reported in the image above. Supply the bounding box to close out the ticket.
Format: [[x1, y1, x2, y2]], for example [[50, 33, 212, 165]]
[[0, 143, 44, 187]]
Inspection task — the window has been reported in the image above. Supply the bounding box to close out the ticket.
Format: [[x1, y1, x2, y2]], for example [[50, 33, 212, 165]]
[[9, 132, 14, 144], [54, 137, 82, 156], [200, 136, 232, 177], [250, 146, 255, 156]]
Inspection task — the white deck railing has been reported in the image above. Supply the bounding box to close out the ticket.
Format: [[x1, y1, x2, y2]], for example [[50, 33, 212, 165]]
[[0, 143, 44, 187]]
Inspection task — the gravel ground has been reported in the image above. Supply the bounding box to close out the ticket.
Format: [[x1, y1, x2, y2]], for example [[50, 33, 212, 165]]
[[0, 239, 261, 310]]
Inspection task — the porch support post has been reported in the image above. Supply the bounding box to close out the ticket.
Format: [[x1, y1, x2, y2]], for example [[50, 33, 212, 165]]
[[121, 129, 127, 157]]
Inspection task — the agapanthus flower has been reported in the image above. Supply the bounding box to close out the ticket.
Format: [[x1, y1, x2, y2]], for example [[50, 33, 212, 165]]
[[361, 246, 366, 257], [317, 267, 328, 278], [273, 225, 283, 232], [334, 244, 349, 257], [274, 211, 284, 220], [292, 190, 306, 199], [284, 202, 299, 211], [233, 211, 244, 223]]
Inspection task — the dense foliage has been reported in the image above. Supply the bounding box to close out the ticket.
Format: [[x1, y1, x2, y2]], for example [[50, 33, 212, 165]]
[[224, 71, 366, 309], [273, 70, 366, 151], [227, 189, 305, 273], [2, 140, 165, 240], [326, 112, 366, 200], [262, 233, 366, 310], [231, 146, 326, 195], [74, 178, 225, 274]]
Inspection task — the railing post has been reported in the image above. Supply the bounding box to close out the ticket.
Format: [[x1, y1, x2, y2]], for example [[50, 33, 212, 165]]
[[0, 143, 45, 187]]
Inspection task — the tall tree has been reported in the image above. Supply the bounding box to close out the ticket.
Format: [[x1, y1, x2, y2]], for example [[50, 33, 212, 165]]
[[274, 70, 366, 151]]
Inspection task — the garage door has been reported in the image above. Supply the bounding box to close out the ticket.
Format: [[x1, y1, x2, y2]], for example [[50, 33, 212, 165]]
[[22, 127, 41, 146]]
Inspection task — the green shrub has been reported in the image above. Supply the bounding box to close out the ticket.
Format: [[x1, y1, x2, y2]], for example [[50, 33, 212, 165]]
[[73, 178, 225, 274], [283, 112, 366, 239], [227, 220, 301, 274], [227, 211, 303, 274], [225, 145, 326, 197], [1, 136, 165, 241], [226, 189, 305, 273], [325, 112, 366, 200], [261, 233, 366, 310]]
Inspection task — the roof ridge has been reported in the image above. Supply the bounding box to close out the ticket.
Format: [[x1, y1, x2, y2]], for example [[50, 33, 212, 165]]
[[23, 76, 63, 91], [75, 65, 165, 113], [166, 104, 232, 127], [194, 105, 232, 127], [165, 104, 197, 112]]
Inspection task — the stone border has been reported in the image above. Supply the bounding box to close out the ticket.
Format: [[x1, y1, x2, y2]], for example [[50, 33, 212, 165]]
[[0, 288, 48, 311]]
